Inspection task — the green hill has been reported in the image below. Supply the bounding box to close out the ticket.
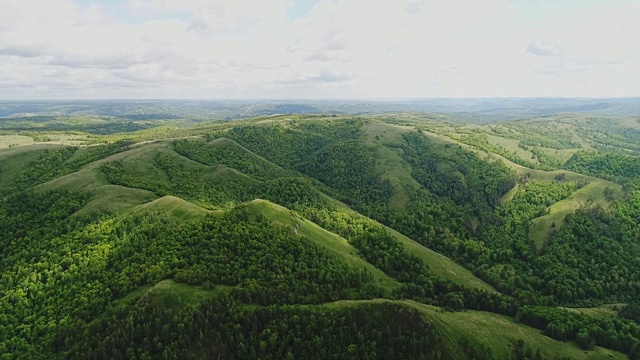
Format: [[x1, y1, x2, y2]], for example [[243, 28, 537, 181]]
[[133, 195, 210, 222], [528, 179, 622, 251], [360, 121, 422, 211]]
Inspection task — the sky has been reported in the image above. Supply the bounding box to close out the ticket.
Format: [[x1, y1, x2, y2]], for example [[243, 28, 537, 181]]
[[0, 0, 639, 99]]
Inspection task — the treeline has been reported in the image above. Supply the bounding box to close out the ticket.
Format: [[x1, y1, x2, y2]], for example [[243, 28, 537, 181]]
[[517, 306, 640, 358], [72, 298, 446, 360], [500, 180, 576, 222], [531, 204, 640, 304], [0, 116, 156, 134], [297, 140, 393, 209], [101, 150, 327, 210], [566, 150, 640, 182], [101, 151, 256, 207]]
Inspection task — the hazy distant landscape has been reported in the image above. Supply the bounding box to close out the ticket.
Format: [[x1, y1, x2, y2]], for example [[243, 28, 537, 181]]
[[2, 98, 640, 121]]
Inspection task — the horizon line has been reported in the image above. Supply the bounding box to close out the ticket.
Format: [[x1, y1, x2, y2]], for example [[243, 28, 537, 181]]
[[1, 96, 640, 102]]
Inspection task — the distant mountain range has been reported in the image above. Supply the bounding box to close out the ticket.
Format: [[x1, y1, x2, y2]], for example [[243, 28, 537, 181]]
[[1, 98, 639, 122]]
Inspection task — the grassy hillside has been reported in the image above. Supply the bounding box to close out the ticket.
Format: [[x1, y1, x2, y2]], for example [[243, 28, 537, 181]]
[[0, 144, 64, 189], [407, 301, 624, 360], [34, 159, 159, 216], [360, 122, 421, 211], [245, 199, 400, 291], [487, 152, 623, 251], [174, 137, 293, 180], [90, 280, 626, 360], [529, 180, 621, 250], [0, 134, 36, 148], [383, 224, 497, 293], [247, 199, 501, 304]]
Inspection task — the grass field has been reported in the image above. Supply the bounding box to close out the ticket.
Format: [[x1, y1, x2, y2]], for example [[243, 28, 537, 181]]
[[563, 304, 622, 319], [0, 135, 35, 148], [537, 147, 580, 165], [207, 137, 285, 170], [408, 300, 625, 360], [80, 185, 159, 216], [0, 134, 88, 149], [499, 183, 519, 205], [81, 142, 173, 182], [38, 140, 258, 215]]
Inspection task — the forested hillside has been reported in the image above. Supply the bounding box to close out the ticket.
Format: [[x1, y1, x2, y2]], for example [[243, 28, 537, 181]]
[[0, 114, 638, 359]]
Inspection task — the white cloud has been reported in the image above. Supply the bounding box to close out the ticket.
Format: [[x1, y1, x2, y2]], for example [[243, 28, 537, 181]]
[[527, 39, 564, 57], [0, 0, 638, 98]]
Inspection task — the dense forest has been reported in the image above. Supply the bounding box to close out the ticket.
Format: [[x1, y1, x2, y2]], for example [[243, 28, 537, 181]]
[[1, 113, 639, 359]]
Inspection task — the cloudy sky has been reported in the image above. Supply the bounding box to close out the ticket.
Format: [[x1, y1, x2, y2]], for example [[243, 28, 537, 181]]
[[1, 0, 638, 99]]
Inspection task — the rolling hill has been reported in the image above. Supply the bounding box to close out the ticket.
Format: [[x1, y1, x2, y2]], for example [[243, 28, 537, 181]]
[[1, 113, 639, 359]]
